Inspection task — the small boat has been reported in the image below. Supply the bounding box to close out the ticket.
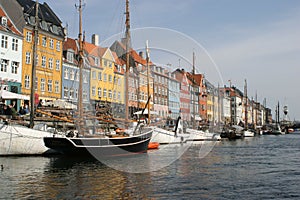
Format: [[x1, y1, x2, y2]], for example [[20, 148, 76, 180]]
[[243, 130, 255, 137], [148, 142, 159, 150], [221, 125, 244, 140]]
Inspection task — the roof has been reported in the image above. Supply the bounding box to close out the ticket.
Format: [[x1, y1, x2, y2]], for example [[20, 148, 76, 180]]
[[16, 0, 65, 37], [0, 5, 23, 36], [110, 40, 152, 67], [0, 0, 25, 33]]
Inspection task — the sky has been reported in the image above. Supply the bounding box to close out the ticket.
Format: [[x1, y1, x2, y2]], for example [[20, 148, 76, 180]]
[[40, 0, 300, 120]]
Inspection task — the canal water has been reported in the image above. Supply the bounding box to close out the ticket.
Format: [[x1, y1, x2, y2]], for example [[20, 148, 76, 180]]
[[1, 134, 300, 199]]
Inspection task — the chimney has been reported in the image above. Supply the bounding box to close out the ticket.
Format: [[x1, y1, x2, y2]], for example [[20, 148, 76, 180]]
[[91, 34, 99, 46]]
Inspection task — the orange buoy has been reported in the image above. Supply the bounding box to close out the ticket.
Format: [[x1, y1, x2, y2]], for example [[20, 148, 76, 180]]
[[148, 142, 159, 150]]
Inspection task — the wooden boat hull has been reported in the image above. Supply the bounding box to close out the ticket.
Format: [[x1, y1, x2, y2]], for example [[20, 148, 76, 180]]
[[44, 128, 153, 157]]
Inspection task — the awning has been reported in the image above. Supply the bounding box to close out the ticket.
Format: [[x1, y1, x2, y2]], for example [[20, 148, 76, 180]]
[[134, 109, 158, 115], [0, 90, 29, 100]]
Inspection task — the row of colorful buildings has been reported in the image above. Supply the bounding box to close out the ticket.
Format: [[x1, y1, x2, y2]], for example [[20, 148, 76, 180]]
[[0, 0, 272, 127]]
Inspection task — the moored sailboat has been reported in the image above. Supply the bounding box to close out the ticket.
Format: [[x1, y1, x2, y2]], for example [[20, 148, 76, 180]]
[[43, 0, 153, 157]]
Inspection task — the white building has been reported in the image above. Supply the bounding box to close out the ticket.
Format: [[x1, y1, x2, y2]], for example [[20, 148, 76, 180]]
[[0, 5, 23, 108]]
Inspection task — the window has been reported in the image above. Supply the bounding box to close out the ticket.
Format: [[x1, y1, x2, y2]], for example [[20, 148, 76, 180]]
[[25, 52, 31, 64], [95, 57, 99, 66], [55, 81, 59, 93], [83, 91, 87, 100], [109, 75, 112, 83], [75, 89, 78, 99], [118, 92, 121, 101], [35, 77, 38, 90], [108, 90, 112, 98], [98, 87, 102, 98], [103, 89, 107, 98], [92, 71, 96, 79], [25, 75, 30, 89], [83, 74, 87, 83], [103, 73, 107, 82], [49, 38, 54, 49], [1, 17, 7, 26], [64, 87, 68, 98], [42, 36, 47, 47], [26, 31, 32, 42], [70, 69, 75, 80], [92, 86, 96, 96], [104, 60, 107, 66], [1, 35, 8, 48], [41, 78, 45, 91], [48, 58, 53, 69], [75, 71, 79, 81], [41, 56, 46, 68], [12, 38, 18, 51], [98, 72, 102, 80], [35, 54, 39, 66], [67, 52, 73, 63], [70, 88, 74, 99], [0, 59, 8, 72], [113, 91, 116, 100], [109, 62, 112, 68], [11, 61, 19, 74], [47, 79, 52, 92], [56, 41, 60, 51], [64, 68, 69, 79], [55, 59, 60, 70]]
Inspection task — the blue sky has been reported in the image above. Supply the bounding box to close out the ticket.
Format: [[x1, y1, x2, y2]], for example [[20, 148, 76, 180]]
[[41, 0, 300, 120]]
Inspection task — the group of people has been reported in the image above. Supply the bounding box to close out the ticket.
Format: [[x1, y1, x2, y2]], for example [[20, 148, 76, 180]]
[[0, 101, 29, 119]]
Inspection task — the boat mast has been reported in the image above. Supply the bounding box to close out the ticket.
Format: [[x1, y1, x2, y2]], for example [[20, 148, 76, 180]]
[[192, 51, 196, 129], [244, 79, 248, 130], [146, 40, 151, 124], [77, 0, 84, 132], [125, 0, 131, 124], [30, 0, 39, 128]]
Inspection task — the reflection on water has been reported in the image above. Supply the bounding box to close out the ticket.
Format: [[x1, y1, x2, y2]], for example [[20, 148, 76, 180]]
[[1, 134, 300, 199]]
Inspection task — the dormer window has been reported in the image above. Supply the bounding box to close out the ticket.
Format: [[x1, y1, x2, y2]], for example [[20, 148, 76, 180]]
[[94, 57, 99, 66], [1, 17, 7, 27], [40, 21, 48, 31], [67, 51, 74, 63]]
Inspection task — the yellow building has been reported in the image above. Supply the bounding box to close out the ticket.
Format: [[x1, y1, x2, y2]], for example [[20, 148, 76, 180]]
[[86, 42, 124, 112], [19, 1, 65, 102]]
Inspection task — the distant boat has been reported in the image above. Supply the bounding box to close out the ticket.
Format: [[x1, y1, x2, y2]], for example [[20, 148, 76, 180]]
[[243, 130, 255, 137], [221, 125, 244, 140]]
